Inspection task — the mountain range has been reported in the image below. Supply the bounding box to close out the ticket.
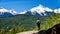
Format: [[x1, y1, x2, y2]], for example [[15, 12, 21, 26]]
[[0, 8, 17, 17], [19, 5, 60, 16], [0, 4, 60, 17]]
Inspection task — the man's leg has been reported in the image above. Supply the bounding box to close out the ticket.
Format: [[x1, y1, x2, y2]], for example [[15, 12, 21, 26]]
[[37, 25, 40, 31]]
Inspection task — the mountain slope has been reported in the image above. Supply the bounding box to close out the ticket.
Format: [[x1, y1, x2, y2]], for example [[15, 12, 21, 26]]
[[19, 5, 60, 16], [0, 4, 60, 17], [54, 8, 60, 13], [0, 14, 46, 34], [19, 5, 53, 16], [0, 14, 60, 34], [0, 8, 17, 17]]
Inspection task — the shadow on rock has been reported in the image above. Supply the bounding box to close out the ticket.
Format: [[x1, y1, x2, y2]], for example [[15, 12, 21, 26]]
[[37, 24, 60, 34]]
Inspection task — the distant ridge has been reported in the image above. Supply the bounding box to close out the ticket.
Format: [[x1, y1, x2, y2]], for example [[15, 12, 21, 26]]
[[0, 4, 60, 17], [19, 4, 60, 16], [0, 8, 17, 17]]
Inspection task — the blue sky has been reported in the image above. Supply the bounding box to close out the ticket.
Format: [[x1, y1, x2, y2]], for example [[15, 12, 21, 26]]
[[0, 0, 60, 12]]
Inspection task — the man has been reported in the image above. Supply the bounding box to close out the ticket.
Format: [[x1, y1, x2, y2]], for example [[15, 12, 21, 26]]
[[36, 19, 41, 31]]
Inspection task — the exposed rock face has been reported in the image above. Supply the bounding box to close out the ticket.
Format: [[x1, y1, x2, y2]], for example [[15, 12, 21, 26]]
[[37, 24, 60, 34]]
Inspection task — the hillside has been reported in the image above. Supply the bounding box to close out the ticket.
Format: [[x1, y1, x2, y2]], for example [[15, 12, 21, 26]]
[[0, 13, 60, 34], [0, 14, 41, 34]]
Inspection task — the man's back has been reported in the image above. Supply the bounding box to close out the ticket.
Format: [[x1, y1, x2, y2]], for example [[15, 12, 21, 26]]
[[36, 20, 41, 31]]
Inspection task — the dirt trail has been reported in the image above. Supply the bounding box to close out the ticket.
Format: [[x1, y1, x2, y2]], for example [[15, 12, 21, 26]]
[[17, 31, 38, 34]]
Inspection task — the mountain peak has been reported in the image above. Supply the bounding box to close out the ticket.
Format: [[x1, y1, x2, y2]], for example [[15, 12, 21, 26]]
[[54, 8, 60, 13], [19, 4, 53, 16], [0, 8, 17, 16], [30, 4, 53, 13], [9, 9, 17, 15], [1, 4, 60, 17], [0, 8, 8, 12]]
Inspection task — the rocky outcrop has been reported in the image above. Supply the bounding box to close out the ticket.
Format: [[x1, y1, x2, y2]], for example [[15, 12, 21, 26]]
[[37, 24, 60, 34]]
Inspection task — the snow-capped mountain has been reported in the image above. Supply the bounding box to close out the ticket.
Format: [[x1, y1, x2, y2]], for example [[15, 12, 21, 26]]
[[0, 4, 60, 17], [0, 8, 17, 17], [19, 4, 53, 16], [54, 8, 60, 13]]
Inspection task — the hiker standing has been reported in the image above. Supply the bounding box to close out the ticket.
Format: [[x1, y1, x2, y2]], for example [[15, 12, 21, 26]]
[[36, 19, 41, 31]]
